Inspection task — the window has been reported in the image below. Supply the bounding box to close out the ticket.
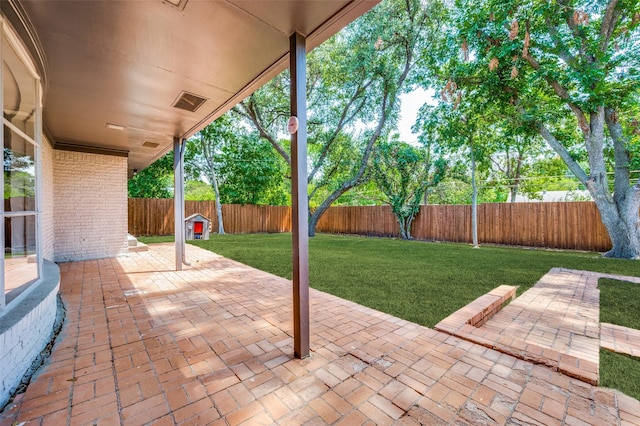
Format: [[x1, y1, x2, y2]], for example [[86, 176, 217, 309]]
[[0, 20, 42, 309]]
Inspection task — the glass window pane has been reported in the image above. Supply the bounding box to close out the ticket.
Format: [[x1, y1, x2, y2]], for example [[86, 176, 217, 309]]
[[4, 126, 36, 212], [3, 34, 37, 140], [4, 215, 38, 304]]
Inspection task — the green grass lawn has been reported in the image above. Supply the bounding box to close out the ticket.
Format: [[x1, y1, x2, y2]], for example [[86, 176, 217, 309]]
[[599, 278, 640, 401], [599, 278, 640, 330], [180, 233, 640, 328], [600, 350, 640, 401], [138, 235, 175, 244]]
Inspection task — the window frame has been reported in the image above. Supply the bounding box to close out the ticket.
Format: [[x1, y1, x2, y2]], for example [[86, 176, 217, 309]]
[[0, 18, 43, 310]]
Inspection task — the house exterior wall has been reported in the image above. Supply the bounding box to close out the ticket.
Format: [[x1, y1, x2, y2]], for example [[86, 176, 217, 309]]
[[0, 261, 60, 408], [41, 137, 54, 261], [0, 140, 58, 408], [1, 6, 129, 409], [53, 150, 129, 262], [1, 136, 130, 409]]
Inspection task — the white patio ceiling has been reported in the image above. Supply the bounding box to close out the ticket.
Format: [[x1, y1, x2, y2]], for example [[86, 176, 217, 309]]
[[8, 0, 378, 173]]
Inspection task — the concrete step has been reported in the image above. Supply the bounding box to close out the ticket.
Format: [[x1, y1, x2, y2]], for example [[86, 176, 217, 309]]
[[127, 234, 148, 252]]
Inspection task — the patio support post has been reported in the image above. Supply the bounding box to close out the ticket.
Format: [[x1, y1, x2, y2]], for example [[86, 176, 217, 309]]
[[174, 137, 185, 271], [290, 32, 310, 359]]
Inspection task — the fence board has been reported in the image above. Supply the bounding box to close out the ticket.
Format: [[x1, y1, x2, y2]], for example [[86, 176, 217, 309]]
[[128, 199, 615, 252], [128, 199, 291, 236]]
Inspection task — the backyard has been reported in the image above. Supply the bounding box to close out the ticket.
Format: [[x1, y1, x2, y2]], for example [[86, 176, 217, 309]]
[[141, 233, 636, 325], [140, 233, 640, 400]]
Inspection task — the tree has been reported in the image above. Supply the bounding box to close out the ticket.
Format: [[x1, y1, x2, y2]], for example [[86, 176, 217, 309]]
[[217, 134, 289, 206], [485, 122, 547, 202], [427, 179, 472, 204], [128, 148, 201, 199], [188, 114, 289, 232], [189, 117, 234, 234], [185, 180, 215, 201], [415, 101, 493, 246], [329, 180, 382, 206], [444, 0, 640, 258], [372, 137, 445, 239], [235, 0, 446, 236], [519, 155, 587, 199], [128, 153, 174, 198], [4, 148, 35, 199]]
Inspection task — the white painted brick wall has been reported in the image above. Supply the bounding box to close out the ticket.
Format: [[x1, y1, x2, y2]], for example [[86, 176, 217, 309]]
[[53, 150, 128, 262], [0, 301, 55, 403], [41, 138, 54, 261], [0, 266, 59, 408]]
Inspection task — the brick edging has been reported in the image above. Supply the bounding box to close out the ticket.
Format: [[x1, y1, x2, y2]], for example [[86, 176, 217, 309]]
[[434, 285, 599, 386]]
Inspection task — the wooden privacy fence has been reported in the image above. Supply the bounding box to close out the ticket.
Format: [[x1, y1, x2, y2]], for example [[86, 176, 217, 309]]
[[316, 202, 612, 252], [128, 198, 290, 236], [128, 198, 613, 252]]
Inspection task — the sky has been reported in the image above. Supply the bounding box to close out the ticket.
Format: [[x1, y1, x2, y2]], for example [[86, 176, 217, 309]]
[[397, 87, 435, 145]]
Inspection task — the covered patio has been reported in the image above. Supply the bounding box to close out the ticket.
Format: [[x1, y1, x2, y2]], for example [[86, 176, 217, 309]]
[[0, 0, 378, 403], [1, 243, 637, 425]]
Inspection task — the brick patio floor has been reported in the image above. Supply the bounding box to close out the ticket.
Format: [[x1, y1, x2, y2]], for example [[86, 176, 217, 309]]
[[481, 269, 601, 365], [1, 243, 639, 425]]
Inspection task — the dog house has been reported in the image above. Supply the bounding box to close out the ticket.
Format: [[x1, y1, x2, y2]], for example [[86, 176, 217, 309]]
[[185, 214, 210, 240]]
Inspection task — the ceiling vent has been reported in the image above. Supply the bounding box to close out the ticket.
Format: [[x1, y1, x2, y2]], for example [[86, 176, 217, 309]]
[[172, 91, 207, 113], [142, 141, 160, 148]]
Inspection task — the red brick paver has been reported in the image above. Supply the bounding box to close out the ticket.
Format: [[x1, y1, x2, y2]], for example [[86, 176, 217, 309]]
[[1, 244, 638, 425], [483, 269, 601, 364], [601, 323, 640, 358], [436, 268, 640, 386]]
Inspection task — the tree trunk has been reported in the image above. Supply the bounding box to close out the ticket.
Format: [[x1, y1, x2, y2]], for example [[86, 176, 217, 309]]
[[534, 109, 640, 259], [589, 182, 640, 259], [592, 194, 639, 258], [396, 213, 412, 240], [581, 109, 639, 258], [406, 214, 415, 240], [511, 151, 524, 203], [215, 198, 225, 235], [620, 185, 640, 257], [470, 144, 479, 247], [210, 169, 225, 235], [509, 184, 517, 203], [604, 107, 640, 258], [308, 210, 320, 237]]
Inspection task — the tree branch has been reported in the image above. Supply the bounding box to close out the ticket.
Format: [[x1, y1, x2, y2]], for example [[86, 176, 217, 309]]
[[544, 17, 577, 65], [310, 35, 415, 226], [234, 100, 291, 165], [533, 119, 589, 185], [600, 0, 621, 53], [490, 155, 506, 174], [557, 0, 586, 43], [308, 80, 372, 183], [522, 52, 591, 138]]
